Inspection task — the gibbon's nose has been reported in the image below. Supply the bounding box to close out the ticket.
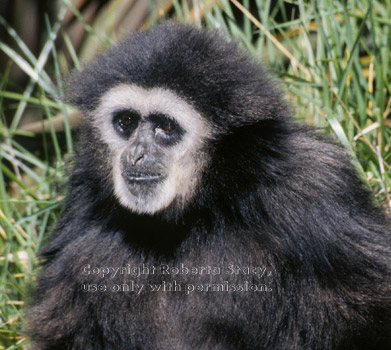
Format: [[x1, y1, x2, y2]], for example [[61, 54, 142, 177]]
[[129, 143, 147, 165], [128, 122, 152, 165]]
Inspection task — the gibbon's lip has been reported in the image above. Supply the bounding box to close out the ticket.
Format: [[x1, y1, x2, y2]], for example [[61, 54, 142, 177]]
[[124, 172, 164, 183]]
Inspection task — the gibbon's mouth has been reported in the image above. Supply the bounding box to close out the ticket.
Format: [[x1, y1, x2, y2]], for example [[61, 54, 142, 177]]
[[124, 172, 164, 183]]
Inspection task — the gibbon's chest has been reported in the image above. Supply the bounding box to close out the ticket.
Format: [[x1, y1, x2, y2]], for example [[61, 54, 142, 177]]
[[77, 251, 271, 348]]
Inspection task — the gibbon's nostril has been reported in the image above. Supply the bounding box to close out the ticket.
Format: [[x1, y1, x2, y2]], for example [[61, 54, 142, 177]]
[[131, 151, 145, 165]]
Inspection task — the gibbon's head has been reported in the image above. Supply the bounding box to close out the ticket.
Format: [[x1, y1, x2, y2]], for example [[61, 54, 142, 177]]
[[66, 23, 288, 215]]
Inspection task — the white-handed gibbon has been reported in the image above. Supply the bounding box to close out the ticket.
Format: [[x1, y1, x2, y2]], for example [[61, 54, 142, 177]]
[[28, 23, 391, 350]]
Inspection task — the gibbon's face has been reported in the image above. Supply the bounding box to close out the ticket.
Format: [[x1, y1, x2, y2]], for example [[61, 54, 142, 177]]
[[93, 84, 211, 214]]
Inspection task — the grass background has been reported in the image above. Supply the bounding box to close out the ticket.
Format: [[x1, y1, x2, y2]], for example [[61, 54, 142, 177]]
[[0, 0, 390, 348]]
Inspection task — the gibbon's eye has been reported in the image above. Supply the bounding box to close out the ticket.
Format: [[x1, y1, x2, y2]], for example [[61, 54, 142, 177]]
[[119, 116, 132, 127], [148, 112, 185, 146], [149, 113, 177, 133], [160, 119, 173, 132], [112, 110, 140, 138]]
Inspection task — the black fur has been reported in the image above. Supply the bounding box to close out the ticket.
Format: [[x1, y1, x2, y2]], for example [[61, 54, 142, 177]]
[[28, 23, 391, 349]]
